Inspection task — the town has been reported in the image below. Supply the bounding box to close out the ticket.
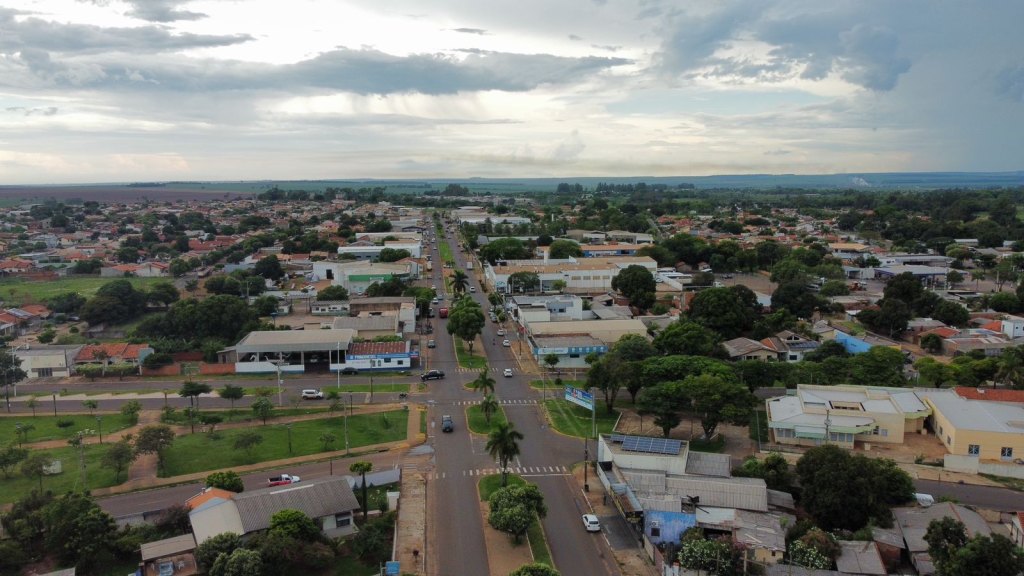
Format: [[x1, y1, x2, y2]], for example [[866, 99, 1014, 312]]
[[0, 183, 1022, 576]]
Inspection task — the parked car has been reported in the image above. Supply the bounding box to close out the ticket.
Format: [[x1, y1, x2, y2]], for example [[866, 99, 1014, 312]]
[[422, 369, 445, 381], [340, 367, 359, 375], [582, 514, 601, 532], [301, 389, 324, 400], [496, 329, 506, 336], [441, 414, 454, 433], [503, 368, 513, 377], [427, 339, 436, 348], [502, 339, 511, 347], [268, 474, 301, 487]]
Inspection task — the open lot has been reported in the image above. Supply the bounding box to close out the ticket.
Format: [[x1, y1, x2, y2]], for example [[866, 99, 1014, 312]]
[[0, 276, 167, 306]]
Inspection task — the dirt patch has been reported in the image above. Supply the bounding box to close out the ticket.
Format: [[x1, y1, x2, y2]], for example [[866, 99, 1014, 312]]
[[479, 500, 533, 576]]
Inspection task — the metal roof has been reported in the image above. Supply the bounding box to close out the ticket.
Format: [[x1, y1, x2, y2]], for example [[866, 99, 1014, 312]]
[[140, 534, 197, 561], [234, 329, 356, 353], [684, 451, 732, 478], [331, 315, 399, 331], [234, 476, 360, 533]]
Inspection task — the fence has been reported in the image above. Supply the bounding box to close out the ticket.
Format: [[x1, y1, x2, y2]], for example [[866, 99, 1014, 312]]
[[140, 362, 235, 377]]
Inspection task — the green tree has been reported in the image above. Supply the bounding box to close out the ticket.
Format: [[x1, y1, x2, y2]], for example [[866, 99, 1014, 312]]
[[488, 484, 547, 544], [480, 237, 530, 264], [988, 292, 1020, 313], [682, 374, 753, 439], [819, 279, 850, 297], [450, 270, 470, 295], [206, 470, 244, 492], [636, 381, 685, 437], [731, 453, 793, 492], [218, 384, 245, 416], [36, 328, 55, 344], [42, 492, 117, 571], [120, 399, 142, 424], [20, 452, 51, 491], [548, 239, 582, 259], [924, 517, 969, 567], [210, 548, 263, 576], [486, 422, 524, 487], [849, 346, 906, 387], [507, 271, 540, 293], [350, 461, 374, 520], [481, 394, 499, 425], [81, 398, 98, 415], [270, 509, 322, 541], [688, 287, 756, 338], [946, 269, 964, 286], [678, 537, 738, 575], [543, 353, 560, 375], [80, 279, 147, 325], [251, 397, 274, 424], [611, 265, 656, 311], [939, 533, 1024, 576], [317, 285, 349, 301], [233, 430, 263, 461], [377, 248, 411, 262], [195, 532, 243, 572], [472, 370, 496, 396], [147, 281, 180, 306], [319, 432, 336, 451], [509, 563, 561, 576], [135, 424, 175, 475], [0, 349, 27, 405], [0, 444, 29, 478], [858, 298, 912, 338], [102, 439, 137, 482], [447, 299, 485, 353], [253, 255, 284, 280], [652, 321, 721, 356]]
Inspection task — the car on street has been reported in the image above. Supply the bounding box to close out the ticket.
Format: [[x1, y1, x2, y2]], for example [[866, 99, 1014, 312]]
[[268, 474, 301, 487], [496, 329, 506, 336], [469, 286, 476, 293], [431, 298, 439, 305], [503, 368, 513, 377], [582, 514, 601, 532], [441, 414, 454, 433], [722, 274, 734, 279], [340, 367, 359, 375], [502, 339, 511, 347], [301, 389, 324, 400], [427, 339, 436, 348], [422, 369, 445, 381]]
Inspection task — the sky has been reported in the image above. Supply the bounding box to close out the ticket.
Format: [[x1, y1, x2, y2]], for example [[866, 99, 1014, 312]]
[[0, 0, 1022, 184]]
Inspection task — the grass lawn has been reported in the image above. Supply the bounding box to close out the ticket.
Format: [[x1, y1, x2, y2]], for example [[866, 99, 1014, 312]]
[[332, 555, 380, 576], [333, 382, 409, 394], [478, 474, 552, 568], [466, 404, 507, 435], [1, 443, 125, 504], [529, 379, 585, 390], [0, 413, 134, 444], [689, 435, 726, 453], [161, 411, 407, 476], [0, 276, 165, 307], [542, 399, 619, 438], [419, 409, 427, 434], [159, 406, 334, 426], [438, 240, 454, 265], [455, 338, 487, 370]]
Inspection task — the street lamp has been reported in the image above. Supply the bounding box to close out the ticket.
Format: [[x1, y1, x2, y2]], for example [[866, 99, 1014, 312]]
[[286, 423, 293, 455], [96, 416, 103, 444]]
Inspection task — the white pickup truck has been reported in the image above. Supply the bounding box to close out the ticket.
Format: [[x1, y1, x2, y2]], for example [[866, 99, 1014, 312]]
[[267, 474, 300, 487]]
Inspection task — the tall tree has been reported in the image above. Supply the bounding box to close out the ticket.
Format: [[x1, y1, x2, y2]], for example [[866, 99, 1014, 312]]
[[681, 374, 754, 439], [472, 370, 496, 396], [688, 287, 757, 338], [446, 299, 485, 353], [450, 270, 470, 295], [135, 424, 175, 476], [652, 321, 721, 356], [486, 422, 524, 487], [102, 440, 137, 482], [481, 394, 500, 425], [253, 255, 284, 280], [636, 381, 685, 437], [218, 384, 245, 416], [349, 461, 374, 520], [611, 265, 656, 312]]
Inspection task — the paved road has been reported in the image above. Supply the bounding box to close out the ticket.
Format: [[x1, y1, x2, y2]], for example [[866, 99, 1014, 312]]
[[428, 227, 619, 576], [914, 479, 1024, 511]]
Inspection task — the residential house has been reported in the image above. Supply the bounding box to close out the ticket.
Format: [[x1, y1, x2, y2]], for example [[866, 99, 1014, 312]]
[[760, 331, 821, 362], [893, 502, 991, 576], [189, 476, 360, 544], [917, 388, 1024, 461], [74, 342, 154, 373], [835, 540, 886, 576], [13, 344, 82, 378], [138, 534, 197, 576], [1001, 314, 1024, 339], [310, 300, 349, 316], [721, 338, 777, 362], [1011, 512, 1024, 548]]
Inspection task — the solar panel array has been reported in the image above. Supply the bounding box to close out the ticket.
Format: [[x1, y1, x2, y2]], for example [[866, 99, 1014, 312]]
[[620, 435, 683, 455], [610, 434, 627, 443]]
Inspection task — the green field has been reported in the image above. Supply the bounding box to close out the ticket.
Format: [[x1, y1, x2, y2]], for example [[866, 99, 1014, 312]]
[[466, 404, 507, 435], [0, 276, 166, 307], [530, 379, 585, 390], [1, 443, 124, 504], [0, 413, 133, 444], [542, 399, 620, 438], [160, 411, 407, 476]]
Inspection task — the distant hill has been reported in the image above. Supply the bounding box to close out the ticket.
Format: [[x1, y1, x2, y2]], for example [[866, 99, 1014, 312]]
[[1, 171, 1021, 202]]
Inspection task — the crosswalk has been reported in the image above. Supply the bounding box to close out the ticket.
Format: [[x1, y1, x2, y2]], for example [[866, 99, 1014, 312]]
[[456, 366, 502, 373], [424, 465, 570, 480], [450, 399, 537, 406]]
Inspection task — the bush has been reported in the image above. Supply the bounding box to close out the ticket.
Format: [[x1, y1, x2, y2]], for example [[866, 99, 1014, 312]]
[[143, 352, 174, 369], [55, 418, 74, 429]]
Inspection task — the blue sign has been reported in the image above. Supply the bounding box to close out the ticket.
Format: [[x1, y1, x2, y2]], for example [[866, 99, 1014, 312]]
[[565, 386, 594, 410], [385, 561, 401, 575]]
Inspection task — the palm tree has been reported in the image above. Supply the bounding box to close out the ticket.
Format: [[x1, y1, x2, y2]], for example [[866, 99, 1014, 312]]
[[451, 270, 469, 295], [997, 346, 1024, 389], [481, 394, 499, 425], [486, 422, 524, 487], [472, 370, 496, 396], [350, 461, 374, 520]]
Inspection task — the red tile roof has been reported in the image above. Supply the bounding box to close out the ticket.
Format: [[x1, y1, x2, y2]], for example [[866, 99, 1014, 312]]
[[76, 342, 149, 362], [347, 341, 409, 356], [954, 387, 1024, 403]]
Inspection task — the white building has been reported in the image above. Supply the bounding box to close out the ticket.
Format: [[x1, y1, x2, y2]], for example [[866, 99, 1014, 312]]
[[484, 256, 657, 294], [508, 294, 585, 323], [312, 261, 414, 295]]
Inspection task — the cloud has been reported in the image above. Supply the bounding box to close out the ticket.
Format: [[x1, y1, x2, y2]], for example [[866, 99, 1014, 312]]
[[996, 65, 1024, 103], [452, 27, 487, 35], [5, 106, 58, 116], [123, 0, 206, 22]]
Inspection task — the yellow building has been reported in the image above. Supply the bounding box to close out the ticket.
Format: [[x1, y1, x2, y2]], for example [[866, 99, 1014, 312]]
[[919, 390, 1024, 462]]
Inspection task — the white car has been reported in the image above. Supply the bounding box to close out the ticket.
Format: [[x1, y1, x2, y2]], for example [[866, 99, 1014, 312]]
[[301, 389, 324, 400], [496, 329, 506, 336], [503, 368, 513, 377], [582, 514, 601, 532], [502, 339, 511, 347]]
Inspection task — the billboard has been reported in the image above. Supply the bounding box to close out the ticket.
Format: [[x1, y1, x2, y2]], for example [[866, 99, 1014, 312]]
[[565, 386, 594, 411]]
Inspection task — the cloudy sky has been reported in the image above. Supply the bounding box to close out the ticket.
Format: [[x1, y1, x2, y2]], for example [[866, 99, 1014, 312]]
[[0, 0, 1022, 184]]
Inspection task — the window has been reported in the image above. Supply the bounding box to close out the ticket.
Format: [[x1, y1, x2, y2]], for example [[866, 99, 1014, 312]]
[[1002, 447, 1014, 459], [775, 428, 795, 438], [384, 358, 392, 363], [335, 514, 351, 527], [35, 368, 53, 377], [569, 353, 580, 358], [946, 435, 952, 445], [968, 444, 980, 456], [650, 525, 661, 538]]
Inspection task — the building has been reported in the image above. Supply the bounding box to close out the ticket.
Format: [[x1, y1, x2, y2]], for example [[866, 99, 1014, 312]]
[[1010, 512, 1024, 548], [531, 335, 607, 369], [138, 534, 197, 576], [1001, 314, 1024, 339], [508, 294, 585, 323], [74, 342, 154, 373], [336, 240, 422, 261], [347, 297, 417, 334], [761, 331, 821, 362], [766, 385, 931, 449], [225, 329, 415, 373], [13, 344, 82, 378], [917, 389, 1024, 461], [893, 502, 991, 576], [189, 476, 360, 544], [312, 261, 414, 295], [721, 338, 777, 362], [330, 315, 401, 339], [526, 318, 648, 347], [483, 256, 657, 295], [344, 341, 415, 371], [310, 300, 349, 316]]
